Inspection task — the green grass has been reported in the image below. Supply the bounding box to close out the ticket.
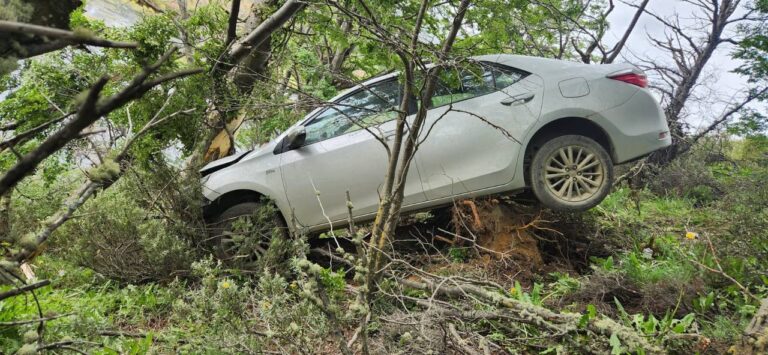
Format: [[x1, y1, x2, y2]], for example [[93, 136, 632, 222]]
[[1, 255, 338, 354], [0, 277, 181, 352]]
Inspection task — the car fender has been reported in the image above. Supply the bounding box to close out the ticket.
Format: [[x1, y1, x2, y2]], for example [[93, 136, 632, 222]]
[[519, 107, 606, 148], [513, 107, 615, 179], [202, 163, 292, 226]]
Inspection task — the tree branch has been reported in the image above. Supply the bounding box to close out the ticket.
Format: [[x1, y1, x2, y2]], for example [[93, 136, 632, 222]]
[[0, 112, 74, 152], [604, 0, 649, 63], [11, 103, 196, 264], [0, 20, 137, 58], [225, 0, 242, 46], [0, 280, 50, 301], [229, 0, 306, 64], [686, 86, 768, 145], [0, 48, 202, 197]]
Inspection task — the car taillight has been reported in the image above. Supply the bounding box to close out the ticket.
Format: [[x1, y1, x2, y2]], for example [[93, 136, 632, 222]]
[[609, 73, 648, 88]]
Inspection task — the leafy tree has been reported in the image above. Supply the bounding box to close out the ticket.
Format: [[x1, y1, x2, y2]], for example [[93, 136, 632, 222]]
[[732, 0, 768, 138]]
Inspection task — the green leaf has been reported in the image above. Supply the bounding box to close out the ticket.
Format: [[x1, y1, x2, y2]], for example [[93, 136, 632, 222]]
[[614, 297, 631, 325], [579, 304, 597, 329], [609, 333, 623, 354]]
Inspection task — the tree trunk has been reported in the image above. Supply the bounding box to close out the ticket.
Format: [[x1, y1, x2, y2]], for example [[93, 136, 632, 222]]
[[645, 0, 736, 167], [199, 0, 305, 164], [329, 19, 355, 88]]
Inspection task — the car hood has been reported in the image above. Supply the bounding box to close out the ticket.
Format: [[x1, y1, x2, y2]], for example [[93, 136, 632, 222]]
[[199, 139, 281, 177], [199, 150, 251, 177]]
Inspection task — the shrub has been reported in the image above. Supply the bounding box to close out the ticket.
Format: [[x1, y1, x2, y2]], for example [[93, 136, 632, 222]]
[[648, 141, 723, 205], [59, 184, 196, 283]]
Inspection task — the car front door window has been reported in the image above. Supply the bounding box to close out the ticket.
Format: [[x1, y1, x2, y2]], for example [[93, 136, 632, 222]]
[[304, 79, 401, 145], [279, 78, 426, 228]]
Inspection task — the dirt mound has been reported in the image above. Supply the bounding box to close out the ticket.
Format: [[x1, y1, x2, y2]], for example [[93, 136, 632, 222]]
[[452, 199, 544, 267]]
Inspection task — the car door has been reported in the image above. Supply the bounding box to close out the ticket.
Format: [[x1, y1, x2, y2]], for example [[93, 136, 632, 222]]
[[415, 62, 544, 200], [279, 79, 427, 229]]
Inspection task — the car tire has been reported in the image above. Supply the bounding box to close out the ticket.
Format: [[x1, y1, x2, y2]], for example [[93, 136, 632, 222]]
[[207, 201, 289, 268], [530, 135, 613, 211]]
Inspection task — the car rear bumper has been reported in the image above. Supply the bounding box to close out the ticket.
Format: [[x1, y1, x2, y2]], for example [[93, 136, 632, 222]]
[[592, 89, 672, 163]]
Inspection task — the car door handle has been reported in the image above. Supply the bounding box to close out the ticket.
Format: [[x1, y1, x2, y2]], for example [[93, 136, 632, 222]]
[[382, 129, 396, 140], [384, 129, 413, 141], [500, 92, 535, 106]]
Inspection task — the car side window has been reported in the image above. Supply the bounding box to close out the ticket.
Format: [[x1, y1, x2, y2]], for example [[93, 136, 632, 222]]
[[492, 64, 527, 89], [430, 65, 494, 108], [429, 63, 528, 108], [304, 79, 401, 145]]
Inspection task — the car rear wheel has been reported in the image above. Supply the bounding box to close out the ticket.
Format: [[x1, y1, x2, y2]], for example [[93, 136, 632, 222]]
[[207, 201, 289, 269], [530, 135, 613, 211]]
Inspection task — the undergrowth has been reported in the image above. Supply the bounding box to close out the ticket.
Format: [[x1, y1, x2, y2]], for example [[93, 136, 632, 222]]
[[2, 138, 767, 353]]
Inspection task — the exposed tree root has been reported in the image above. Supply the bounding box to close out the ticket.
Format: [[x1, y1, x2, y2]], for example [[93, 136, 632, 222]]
[[451, 198, 546, 265]]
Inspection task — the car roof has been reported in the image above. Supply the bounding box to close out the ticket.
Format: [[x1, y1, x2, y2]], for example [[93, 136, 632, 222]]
[[333, 54, 585, 101], [473, 54, 585, 74]]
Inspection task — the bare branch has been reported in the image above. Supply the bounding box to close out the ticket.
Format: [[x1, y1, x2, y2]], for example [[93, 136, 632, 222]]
[[604, 0, 650, 63], [0, 313, 72, 326], [0, 112, 74, 152], [688, 86, 768, 144]]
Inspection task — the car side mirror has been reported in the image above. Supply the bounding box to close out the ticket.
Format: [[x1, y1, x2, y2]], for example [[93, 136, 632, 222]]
[[285, 126, 307, 150]]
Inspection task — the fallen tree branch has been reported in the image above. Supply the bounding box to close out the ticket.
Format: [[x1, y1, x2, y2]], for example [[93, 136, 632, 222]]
[[38, 340, 102, 352], [0, 279, 50, 301], [0, 312, 72, 326], [398, 275, 663, 353], [692, 233, 761, 303], [97, 330, 147, 338], [97, 329, 189, 344], [12, 98, 197, 263], [313, 246, 662, 352], [448, 323, 482, 355], [690, 259, 759, 303]]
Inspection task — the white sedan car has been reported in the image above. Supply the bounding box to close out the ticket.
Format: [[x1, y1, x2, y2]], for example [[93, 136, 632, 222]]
[[201, 54, 670, 241]]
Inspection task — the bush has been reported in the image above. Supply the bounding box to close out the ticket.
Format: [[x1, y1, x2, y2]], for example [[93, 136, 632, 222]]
[[60, 184, 196, 283], [648, 141, 723, 205]]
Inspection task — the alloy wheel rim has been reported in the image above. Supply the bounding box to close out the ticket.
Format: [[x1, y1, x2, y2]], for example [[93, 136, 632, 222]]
[[218, 215, 274, 265], [543, 145, 604, 202]]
